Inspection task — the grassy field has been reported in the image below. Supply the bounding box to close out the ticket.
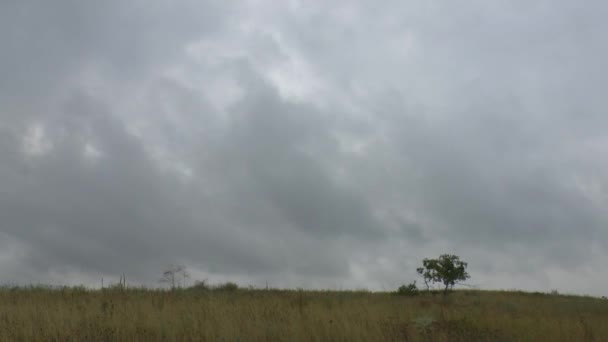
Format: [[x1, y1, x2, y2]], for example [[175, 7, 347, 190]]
[[0, 285, 607, 341]]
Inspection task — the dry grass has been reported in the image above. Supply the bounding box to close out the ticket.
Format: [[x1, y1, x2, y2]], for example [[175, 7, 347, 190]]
[[0, 286, 607, 341]]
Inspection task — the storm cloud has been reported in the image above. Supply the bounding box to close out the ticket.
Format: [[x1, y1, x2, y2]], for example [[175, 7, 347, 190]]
[[2, 0, 608, 295]]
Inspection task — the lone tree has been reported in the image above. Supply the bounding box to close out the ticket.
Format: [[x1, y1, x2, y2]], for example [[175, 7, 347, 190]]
[[416, 254, 470, 295], [160, 264, 190, 290]]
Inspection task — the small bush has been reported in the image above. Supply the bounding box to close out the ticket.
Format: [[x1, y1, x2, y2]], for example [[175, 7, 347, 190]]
[[190, 280, 209, 291], [214, 282, 238, 292], [397, 281, 419, 296]]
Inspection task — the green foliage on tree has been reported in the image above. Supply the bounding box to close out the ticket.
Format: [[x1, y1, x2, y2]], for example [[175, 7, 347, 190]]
[[416, 254, 470, 295]]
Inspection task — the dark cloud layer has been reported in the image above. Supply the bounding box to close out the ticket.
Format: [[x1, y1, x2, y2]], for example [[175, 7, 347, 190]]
[[1, 0, 608, 295]]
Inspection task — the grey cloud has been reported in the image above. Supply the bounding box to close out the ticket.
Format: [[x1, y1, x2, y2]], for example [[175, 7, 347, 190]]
[[0, 0, 234, 123], [2, 0, 608, 295], [0, 76, 358, 287]]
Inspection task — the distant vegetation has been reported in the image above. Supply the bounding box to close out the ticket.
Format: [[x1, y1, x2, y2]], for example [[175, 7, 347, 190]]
[[397, 254, 470, 297], [1, 256, 607, 341]]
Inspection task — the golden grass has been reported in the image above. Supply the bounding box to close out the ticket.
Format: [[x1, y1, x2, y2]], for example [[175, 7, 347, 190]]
[[0, 286, 606, 341]]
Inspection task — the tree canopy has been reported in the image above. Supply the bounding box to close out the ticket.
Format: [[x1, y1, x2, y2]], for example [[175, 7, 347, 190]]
[[417, 254, 470, 294]]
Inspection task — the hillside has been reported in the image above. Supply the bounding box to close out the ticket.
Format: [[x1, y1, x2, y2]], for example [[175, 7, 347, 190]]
[[0, 286, 606, 341]]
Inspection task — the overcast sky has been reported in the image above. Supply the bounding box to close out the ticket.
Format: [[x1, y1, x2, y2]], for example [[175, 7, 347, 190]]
[[1, 0, 608, 295]]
